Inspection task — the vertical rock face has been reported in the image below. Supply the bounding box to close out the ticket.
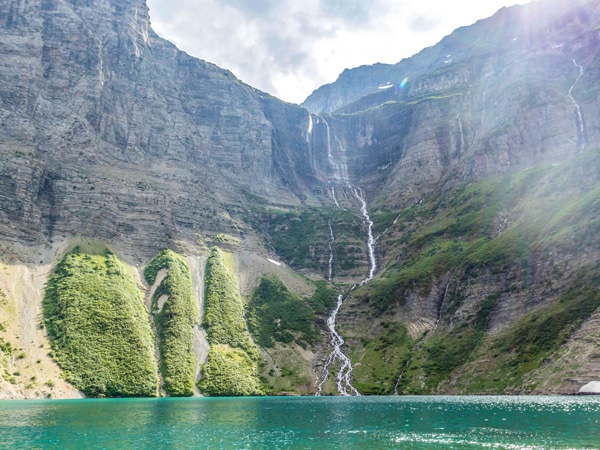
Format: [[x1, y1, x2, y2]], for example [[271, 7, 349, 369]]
[[0, 0, 317, 258], [303, 0, 600, 205], [3, 0, 598, 259]]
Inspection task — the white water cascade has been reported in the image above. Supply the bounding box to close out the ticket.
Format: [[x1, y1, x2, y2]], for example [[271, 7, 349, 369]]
[[327, 221, 335, 281], [316, 118, 379, 396], [330, 187, 341, 208], [305, 113, 317, 173], [352, 187, 377, 283], [567, 58, 586, 151], [316, 293, 361, 396], [322, 119, 349, 183], [334, 136, 350, 183]]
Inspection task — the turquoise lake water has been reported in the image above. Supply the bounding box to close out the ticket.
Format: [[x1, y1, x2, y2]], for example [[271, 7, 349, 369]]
[[0, 396, 599, 449]]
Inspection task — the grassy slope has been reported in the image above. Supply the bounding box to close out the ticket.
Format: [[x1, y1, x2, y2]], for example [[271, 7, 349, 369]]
[[199, 247, 263, 396], [43, 247, 158, 397], [247, 275, 336, 394], [247, 275, 321, 349], [351, 149, 600, 394], [250, 206, 365, 276], [144, 249, 197, 397]]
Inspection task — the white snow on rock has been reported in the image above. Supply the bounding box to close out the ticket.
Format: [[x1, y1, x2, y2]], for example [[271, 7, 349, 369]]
[[578, 381, 600, 394]]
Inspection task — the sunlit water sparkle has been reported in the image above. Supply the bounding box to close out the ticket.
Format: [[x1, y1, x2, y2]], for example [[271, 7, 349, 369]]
[[1, 396, 598, 449]]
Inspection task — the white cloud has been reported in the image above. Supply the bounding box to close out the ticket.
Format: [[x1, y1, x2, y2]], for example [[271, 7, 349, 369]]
[[146, 0, 532, 104]]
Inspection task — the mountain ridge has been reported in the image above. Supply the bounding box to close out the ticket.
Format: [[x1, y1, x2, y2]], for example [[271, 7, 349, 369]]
[[301, 0, 595, 114], [1, 0, 600, 397]]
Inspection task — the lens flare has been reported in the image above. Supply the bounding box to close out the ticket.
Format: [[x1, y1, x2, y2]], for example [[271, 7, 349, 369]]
[[397, 77, 409, 91]]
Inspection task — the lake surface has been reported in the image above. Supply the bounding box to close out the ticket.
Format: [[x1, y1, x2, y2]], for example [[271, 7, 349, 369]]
[[1, 396, 599, 449]]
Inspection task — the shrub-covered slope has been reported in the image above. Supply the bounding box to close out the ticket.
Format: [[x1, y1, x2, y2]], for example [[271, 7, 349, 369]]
[[145, 249, 197, 396], [247, 275, 321, 349], [43, 247, 158, 397], [199, 247, 263, 396], [247, 276, 336, 395]]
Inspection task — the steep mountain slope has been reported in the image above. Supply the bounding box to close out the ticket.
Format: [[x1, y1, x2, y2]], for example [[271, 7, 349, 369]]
[[1, 0, 600, 397], [0, 0, 319, 259], [301, 0, 596, 114]]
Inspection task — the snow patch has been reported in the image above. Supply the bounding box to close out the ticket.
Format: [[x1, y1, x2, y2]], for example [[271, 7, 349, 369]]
[[579, 381, 600, 394]]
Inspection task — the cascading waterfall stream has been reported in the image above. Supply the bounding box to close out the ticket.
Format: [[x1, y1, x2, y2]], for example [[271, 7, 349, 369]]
[[327, 221, 335, 282], [306, 113, 317, 173], [316, 293, 361, 396], [352, 187, 377, 283], [567, 57, 586, 151], [334, 136, 350, 183], [316, 117, 378, 396], [330, 187, 341, 208]]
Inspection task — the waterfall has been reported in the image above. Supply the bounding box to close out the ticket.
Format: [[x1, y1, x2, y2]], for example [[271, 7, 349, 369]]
[[315, 117, 380, 396], [316, 294, 361, 396], [330, 187, 341, 208], [393, 359, 411, 395], [324, 119, 334, 176], [352, 188, 377, 283], [334, 137, 350, 183], [322, 118, 348, 184], [473, 75, 492, 147], [327, 221, 335, 281], [567, 58, 586, 151], [306, 113, 316, 173]]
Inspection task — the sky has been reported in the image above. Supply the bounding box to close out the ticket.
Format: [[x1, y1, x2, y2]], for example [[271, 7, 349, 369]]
[[146, 0, 532, 104]]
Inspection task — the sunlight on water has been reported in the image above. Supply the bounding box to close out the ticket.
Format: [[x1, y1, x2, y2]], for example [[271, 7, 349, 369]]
[[1, 396, 599, 449]]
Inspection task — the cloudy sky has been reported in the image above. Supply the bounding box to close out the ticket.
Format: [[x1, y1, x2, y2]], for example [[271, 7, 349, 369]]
[[146, 0, 531, 104]]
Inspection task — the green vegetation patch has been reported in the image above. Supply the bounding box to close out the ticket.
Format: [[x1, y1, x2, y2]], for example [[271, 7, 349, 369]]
[[203, 247, 258, 358], [264, 209, 328, 270], [419, 295, 497, 391], [43, 247, 158, 397], [0, 337, 12, 355], [198, 345, 263, 396], [247, 275, 321, 349], [365, 158, 598, 315], [350, 322, 414, 395], [145, 249, 197, 397], [257, 343, 315, 395], [250, 206, 364, 274], [306, 280, 338, 315], [201, 247, 262, 395]]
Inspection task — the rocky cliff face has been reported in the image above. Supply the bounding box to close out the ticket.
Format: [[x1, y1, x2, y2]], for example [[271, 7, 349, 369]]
[[1, 0, 600, 397], [301, 0, 598, 114], [0, 0, 321, 262]]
